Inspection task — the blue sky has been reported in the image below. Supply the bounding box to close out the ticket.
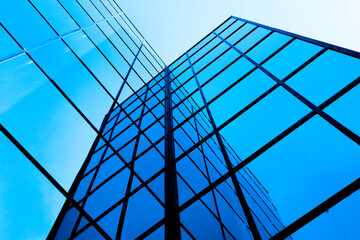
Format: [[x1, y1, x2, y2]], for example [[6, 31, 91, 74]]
[[119, 0, 360, 64]]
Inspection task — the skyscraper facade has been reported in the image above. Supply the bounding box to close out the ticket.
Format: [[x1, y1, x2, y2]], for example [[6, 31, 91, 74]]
[[1, 1, 360, 240]]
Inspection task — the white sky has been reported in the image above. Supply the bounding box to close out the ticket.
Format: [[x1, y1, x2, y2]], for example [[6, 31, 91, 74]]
[[119, 0, 360, 65]]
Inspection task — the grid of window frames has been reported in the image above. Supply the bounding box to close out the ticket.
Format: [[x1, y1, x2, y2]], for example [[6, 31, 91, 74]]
[[0, 0, 164, 239], [49, 16, 360, 240], [1, 2, 360, 239]]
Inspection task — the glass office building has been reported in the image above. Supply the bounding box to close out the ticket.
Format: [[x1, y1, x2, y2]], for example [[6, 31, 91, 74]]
[[1, 1, 360, 240]]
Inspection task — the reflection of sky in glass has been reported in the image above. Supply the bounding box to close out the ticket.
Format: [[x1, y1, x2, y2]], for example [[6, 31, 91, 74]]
[[0, 1, 359, 239]]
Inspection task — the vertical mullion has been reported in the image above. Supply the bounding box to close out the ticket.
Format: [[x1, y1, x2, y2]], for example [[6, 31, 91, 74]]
[[186, 52, 262, 240], [116, 84, 150, 239], [164, 67, 181, 239], [192, 107, 227, 239]]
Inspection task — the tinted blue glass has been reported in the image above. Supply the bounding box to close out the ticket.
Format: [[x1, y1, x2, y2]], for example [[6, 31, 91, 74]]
[[135, 146, 164, 181], [55, 207, 80, 240], [210, 69, 275, 126], [74, 170, 95, 201], [214, 18, 236, 36], [177, 156, 209, 196], [247, 115, 360, 226], [0, 132, 65, 240], [263, 39, 322, 79], [217, 19, 245, 39], [0, 0, 57, 49], [145, 224, 164, 240], [29, 38, 113, 129], [234, 27, 271, 53], [287, 50, 360, 105], [292, 189, 360, 239], [247, 32, 291, 63], [97, 204, 122, 239], [220, 87, 311, 159], [85, 168, 129, 218], [0, 25, 22, 60], [0, 55, 95, 189], [215, 183, 251, 239], [75, 226, 105, 240], [63, 31, 122, 97], [31, 0, 78, 35], [224, 23, 256, 46], [83, 24, 132, 79], [325, 84, 360, 136], [77, 0, 104, 22], [148, 173, 165, 204], [56, 0, 93, 27], [192, 41, 230, 72], [92, 151, 125, 189], [201, 56, 254, 100], [121, 188, 164, 239], [180, 200, 223, 239], [99, 19, 135, 64]]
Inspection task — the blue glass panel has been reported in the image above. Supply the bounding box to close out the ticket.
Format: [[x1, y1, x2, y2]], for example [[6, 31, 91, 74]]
[[0, 0, 57, 49], [195, 45, 241, 86], [85, 146, 106, 174], [262, 39, 322, 79], [136, 134, 152, 156], [138, 51, 158, 77], [97, 204, 122, 239], [292, 189, 360, 239], [90, 0, 111, 18], [247, 115, 360, 226], [148, 173, 165, 204], [220, 87, 311, 159], [192, 41, 230, 72], [177, 156, 209, 194], [0, 132, 65, 240], [144, 120, 164, 144], [92, 150, 125, 189], [145, 224, 164, 240], [234, 27, 271, 53], [225, 23, 256, 46], [63, 30, 122, 97], [0, 25, 22, 61], [325, 84, 360, 136], [210, 69, 275, 126], [191, 37, 223, 65], [217, 19, 245, 39], [187, 33, 215, 58], [29, 38, 113, 129], [77, 0, 103, 23], [247, 32, 291, 63], [215, 18, 236, 35], [74, 226, 105, 240], [113, 16, 141, 53], [85, 168, 130, 219], [214, 184, 251, 239], [74, 170, 94, 201], [287, 50, 360, 106], [170, 55, 189, 78], [121, 188, 164, 239], [127, 68, 145, 93], [56, 0, 93, 27], [31, 0, 78, 35], [135, 146, 164, 182], [0, 54, 95, 189], [55, 207, 80, 240], [83, 24, 131, 79], [180, 200, 223, 239]]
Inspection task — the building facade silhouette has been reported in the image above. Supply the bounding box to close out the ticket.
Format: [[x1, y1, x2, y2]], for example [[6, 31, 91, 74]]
[[1, 1, 360, 240]]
